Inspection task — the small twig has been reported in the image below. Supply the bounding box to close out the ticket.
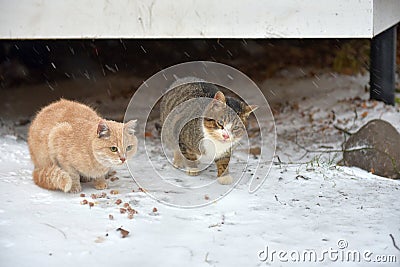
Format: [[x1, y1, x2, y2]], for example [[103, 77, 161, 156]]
[[389, 234, 400, 251], [42, 223, 67, 239], [333, 125, 353, 136]]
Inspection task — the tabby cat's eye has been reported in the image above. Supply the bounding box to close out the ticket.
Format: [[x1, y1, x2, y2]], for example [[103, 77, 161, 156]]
[[216, 120, 224, 128], [126, 145, 133, 151], [110, 146, 118, 152]]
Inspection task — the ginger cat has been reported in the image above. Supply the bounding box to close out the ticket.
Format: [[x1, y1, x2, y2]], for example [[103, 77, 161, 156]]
[[28, 99, 138, 193]]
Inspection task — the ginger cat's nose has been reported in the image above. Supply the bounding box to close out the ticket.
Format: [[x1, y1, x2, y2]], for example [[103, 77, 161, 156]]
[[120, 157, 126, 163]]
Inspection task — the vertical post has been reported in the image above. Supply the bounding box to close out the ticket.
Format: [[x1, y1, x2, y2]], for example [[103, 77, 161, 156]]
[[370, 24, 397, 105]]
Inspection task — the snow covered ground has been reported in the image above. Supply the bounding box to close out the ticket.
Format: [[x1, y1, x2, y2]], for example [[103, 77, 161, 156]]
[[0, 71, 399, 266]]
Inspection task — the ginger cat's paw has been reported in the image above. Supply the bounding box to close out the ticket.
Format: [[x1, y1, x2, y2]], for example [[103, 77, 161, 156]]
[[217, 175, 233, 185], [186, 168, 200, 176], [69, 183, 82, 193], [94, 179, 108, 190], [61, 177, 73, 192]]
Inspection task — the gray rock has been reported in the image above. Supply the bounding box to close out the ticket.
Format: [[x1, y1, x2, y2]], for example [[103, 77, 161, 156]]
[[343, 119, 400, 179]]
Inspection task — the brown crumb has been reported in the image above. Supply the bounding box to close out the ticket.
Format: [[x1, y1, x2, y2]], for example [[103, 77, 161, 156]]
[[204, 195, 210, 200], [127, 214, 134, 220], [120, 208, 127, 214], [109, 214, 114, 220], [123, 203, 130, 208], [110, 190, 119, 195], [88, 202, 94, 208], [131, 189, 135, 192], [79, 193, 86, 197], [370, 168, 375, 174], [81, 199, 88, 205], [115, 199, 122, 205], [152, 207, 158, 213], [127, 207, 138, 214], [138, 187, 146, 192], [110, 177, 119, 182], [91, 194, 97, 199], [100, 192, 107, 198], [116, 227, 129, 238]]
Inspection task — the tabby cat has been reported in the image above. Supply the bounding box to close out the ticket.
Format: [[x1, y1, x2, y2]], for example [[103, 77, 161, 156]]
[[160, 78, 257, 185], [28, 99, 138, 193]]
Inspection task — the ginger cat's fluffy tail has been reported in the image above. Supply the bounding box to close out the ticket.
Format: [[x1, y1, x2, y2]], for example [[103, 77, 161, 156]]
[[33, 165, 73, 192]]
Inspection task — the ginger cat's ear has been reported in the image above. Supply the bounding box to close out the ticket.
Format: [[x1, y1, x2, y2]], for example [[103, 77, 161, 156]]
[[125, 120, 137, 135], [244, 105, 258, 116], [97, 120, 110, 138]]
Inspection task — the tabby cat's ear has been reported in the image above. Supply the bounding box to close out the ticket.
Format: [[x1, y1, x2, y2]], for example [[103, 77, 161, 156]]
[[214, 91, 226, 103], [209, 91, 226, 109], [244, 105, 258, 116], [125, 120, 137, 135], [97, 120, 110, 138]]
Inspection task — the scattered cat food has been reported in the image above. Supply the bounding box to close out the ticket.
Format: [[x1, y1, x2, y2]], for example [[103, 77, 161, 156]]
[[110, 177, 119, 182], [90, 192, 107, 199], [88, 202, 94, 208], [138, 187, 146, 192], [81, 199, 88, 205], [127, 214, 134, 220], [116, 227, 129, 238], [370, 168, 375, 174], [120, 208, 127, 214], [131, 189, 135, 192], [204, 195, 210, 200], [79, 193, 86, 197], [115, 199, 122, 205], [110, 190, 119, 195], [152, 207, 158, 213], [109, 214, 114, 220], [123, 203, 130, 208], [127, 207, 138, 214]]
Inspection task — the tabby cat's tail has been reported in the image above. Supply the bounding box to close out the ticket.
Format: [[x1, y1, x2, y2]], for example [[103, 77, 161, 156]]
[[33, 165, 72, 192]]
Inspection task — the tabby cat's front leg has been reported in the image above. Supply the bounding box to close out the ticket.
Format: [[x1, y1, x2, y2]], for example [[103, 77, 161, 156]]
[[181, 150, 200, 176], [215, 156, 233, 185]]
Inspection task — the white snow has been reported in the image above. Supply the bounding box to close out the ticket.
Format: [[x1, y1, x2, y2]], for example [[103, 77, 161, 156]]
[[0, 72, 399, 266]]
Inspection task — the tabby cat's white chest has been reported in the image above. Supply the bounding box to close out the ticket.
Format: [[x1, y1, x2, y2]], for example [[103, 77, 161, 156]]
[[201, 131, 234, 160]]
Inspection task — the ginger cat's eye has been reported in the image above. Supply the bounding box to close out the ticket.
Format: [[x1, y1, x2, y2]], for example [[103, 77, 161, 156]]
[[110, 146, 118, 152], [126, 145, 133, 151]]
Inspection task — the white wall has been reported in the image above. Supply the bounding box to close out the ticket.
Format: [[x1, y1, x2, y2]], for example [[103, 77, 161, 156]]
[[0, 0, 398, 39]]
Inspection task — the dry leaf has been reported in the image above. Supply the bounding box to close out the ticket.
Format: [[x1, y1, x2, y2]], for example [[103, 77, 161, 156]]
[[361, 111, 368, 118], [116, 227, 129, 238]]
